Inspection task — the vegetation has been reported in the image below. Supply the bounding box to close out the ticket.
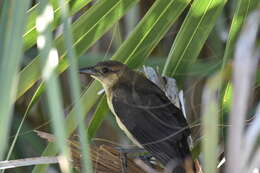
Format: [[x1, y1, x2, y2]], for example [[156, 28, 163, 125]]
[[0, 0, 259, 172]]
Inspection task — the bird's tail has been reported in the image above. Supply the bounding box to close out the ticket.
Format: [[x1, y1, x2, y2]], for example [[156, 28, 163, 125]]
[[178, 136, 192, 160], [145, 137, 194, 172], [159, 137, 193, 173], [170, 137, 194, 173]]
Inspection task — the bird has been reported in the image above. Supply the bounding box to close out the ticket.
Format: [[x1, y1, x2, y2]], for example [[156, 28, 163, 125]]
[[80, 60, 192, 172]]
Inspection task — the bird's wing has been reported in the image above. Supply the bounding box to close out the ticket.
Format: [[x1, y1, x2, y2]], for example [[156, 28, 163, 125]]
[[111, 78, 191, 165]]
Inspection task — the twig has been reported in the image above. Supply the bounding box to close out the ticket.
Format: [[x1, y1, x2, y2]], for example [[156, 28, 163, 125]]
[[35, 130, 147, 173], [0, 156, 58, 170]]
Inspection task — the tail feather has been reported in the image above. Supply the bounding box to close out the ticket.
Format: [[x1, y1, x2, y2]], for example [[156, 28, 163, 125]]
[[148, 136, 192, 173], [177, 136, 192, 160]]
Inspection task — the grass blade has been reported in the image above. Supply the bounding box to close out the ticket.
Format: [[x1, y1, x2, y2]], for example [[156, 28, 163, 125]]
[[0, 0, 30, 160], [58, 0, 92, 171], [112, 0, 191, 68], [202, 73, 222, 173], [17, 0, 138, 100], [32, 81, 102, 173], [24, 0, 93, 50], [163, 0, 227, 76], [5, 82, 44, 165], [226, 11, 260, 173], [87, 96, 109, 140], [36, 1, 72, 172], [221, 0, 257, 68]]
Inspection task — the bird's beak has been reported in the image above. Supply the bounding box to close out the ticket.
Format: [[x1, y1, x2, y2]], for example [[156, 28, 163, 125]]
[[79, 67, 98, 76]]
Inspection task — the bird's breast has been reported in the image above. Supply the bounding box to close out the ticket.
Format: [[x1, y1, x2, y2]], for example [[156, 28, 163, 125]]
[[105, 89, 143, 148]]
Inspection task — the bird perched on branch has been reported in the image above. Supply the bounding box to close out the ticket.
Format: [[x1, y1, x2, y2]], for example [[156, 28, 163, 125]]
[[80, 61, 192, 173]]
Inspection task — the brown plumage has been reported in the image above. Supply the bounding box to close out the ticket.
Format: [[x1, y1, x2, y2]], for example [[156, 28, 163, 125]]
[[80, 61, 192, 172]]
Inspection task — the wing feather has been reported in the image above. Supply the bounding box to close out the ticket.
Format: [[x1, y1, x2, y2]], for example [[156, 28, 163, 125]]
[[111, 77, 191, 166]]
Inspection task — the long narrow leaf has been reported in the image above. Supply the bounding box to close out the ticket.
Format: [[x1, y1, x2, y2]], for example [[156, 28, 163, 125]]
[[32, 81, 102, 173], [0, 0, 9, 55], [226, 11, 260, 173], [220, 0, 256, 140], [5, 83, 44, 162], [202, 73, 222, 173], [221, 0, 256, 68], [17, 0, 138, 100], [163, 0, 227, 76], [58, 0, 92, 171], [0, 0, 30, 160], [87, 96, 109, 140], [112, 0, 191, 68], [24, 0, 93, 50], [36, 1, 72, 172]]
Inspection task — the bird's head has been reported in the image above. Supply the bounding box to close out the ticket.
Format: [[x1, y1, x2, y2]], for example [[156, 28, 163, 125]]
[[80, 60, 128, 87]]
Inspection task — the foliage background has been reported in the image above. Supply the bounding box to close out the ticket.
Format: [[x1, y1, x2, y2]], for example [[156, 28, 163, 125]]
[[0, 0, 259, 172]]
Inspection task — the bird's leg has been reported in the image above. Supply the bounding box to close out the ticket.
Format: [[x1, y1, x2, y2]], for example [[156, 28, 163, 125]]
[[115, 147, 145, 173], [115, 147, 135, 173], [138, 153, 154, 167], [114, 147, 154, 171], [121, 152, 128, 173]]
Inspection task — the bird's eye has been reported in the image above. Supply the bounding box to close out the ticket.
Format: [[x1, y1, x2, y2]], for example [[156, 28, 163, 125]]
[[101, 67, 109, 74]]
